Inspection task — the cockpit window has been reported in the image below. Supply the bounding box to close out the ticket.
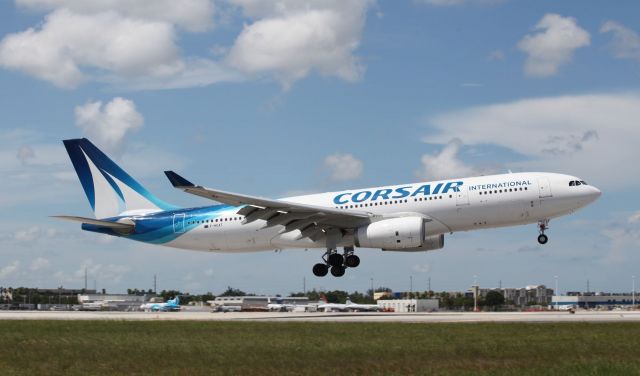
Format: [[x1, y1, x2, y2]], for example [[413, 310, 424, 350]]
[[569, 180, 588, 186]]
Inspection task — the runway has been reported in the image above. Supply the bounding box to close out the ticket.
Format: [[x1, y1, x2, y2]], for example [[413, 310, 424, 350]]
[[1, 310, 640, 323]]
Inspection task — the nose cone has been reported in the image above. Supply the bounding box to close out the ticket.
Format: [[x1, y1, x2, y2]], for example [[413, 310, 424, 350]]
[[586, 185, 602, 203]]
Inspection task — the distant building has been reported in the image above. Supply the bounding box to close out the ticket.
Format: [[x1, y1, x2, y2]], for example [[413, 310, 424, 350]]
[[551, 294, 638, 309], [377, 299, 439, 312], [373, 291, 392, 300], [470, 285, 554, 307], [0, 288, 13, 301]]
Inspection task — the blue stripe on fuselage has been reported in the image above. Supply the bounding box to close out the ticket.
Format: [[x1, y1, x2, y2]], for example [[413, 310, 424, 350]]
[[81, 204, 236, 244]]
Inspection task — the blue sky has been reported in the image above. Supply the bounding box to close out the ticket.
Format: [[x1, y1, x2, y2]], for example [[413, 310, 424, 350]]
[[1, 0, 639, 295]]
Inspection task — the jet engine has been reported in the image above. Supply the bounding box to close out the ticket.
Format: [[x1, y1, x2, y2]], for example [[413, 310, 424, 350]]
[[354, 217, 444, 251]]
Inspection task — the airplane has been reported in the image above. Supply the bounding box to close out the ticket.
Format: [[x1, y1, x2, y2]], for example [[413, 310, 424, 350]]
[[316, 297, 380, 312], [317, 297, 348, 312], [344, 299, 381, 312], [55, 138, 601, 278], [267, 297, 296, 312], [140, 296, 180, 312], [211, 304, 242, 313]]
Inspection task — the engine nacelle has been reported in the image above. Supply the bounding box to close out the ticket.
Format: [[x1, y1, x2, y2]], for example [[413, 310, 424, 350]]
[[381, 234, 444, 252], [355, 217, 443, 251]]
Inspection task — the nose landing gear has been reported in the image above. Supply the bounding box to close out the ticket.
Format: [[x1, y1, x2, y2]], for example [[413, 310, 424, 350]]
[[537, 219, 549, 244], [312, 247, 360, 277]]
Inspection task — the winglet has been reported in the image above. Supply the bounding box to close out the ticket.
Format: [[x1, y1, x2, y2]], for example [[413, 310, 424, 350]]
[[164, 171, 195, 188]]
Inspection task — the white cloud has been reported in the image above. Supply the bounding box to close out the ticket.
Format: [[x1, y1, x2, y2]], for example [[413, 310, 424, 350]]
[[417, 0, 504, 6], [517, 14, 590, 77], [488, 49, 505, 61], [0, 261, 20, 278], [0, 9, 186, 88], [412, 263, 431, 273], [226, 0, 372, 88], [16, 145, 35, 165], [416, 138, 482, 180], [74, 259, 132, 284], [14, 226, 41, 242], [323, 153, 363, 181], [16, 0, 215, 32], [424, 93, 640, 189], [75, 97, 143, 154], [598, 212, 640, 264], [30, 257, 50, 271], [2, 0, 370, 90], [601, 20, 640, 61]]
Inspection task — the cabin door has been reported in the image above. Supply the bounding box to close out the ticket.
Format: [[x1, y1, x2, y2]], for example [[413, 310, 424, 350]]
[[173, 213, 186, 233], [538, 179, 552, 198], [456, 185, 470, 206]]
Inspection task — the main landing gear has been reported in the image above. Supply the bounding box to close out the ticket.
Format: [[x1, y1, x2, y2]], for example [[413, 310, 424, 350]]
[[312, 246, 360, 277], [537, 219, 549, 245]]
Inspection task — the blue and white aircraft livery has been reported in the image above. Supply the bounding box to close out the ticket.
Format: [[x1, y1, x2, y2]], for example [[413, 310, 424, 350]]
[[140, 296, 180, 312], [56, 139, 602, 278]]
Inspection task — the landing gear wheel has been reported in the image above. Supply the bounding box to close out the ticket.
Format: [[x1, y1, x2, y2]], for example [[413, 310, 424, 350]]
[[312, 263, 329, 277], [537, 234, 548, 245], [330, 265, 346, 277], [345, 254, 360, 268], [328, 253, 344, 267]]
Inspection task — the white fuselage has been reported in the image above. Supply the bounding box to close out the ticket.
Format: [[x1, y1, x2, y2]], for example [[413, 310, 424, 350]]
[[167, 172, 600, 252]]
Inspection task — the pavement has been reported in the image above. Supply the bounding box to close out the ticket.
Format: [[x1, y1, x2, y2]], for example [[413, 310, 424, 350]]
[[1, 310, 640, 323]]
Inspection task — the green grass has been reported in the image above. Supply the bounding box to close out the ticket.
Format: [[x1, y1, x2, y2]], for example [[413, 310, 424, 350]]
[[0, 321, 639, 375]]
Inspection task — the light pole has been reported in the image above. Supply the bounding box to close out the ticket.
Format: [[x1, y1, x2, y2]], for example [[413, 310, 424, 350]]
[[410, 275, 413, 298], [473, 275, 478, 312], [633, 276, 636, 309], [554, 275, 559, 311], [370, 278, 374, 300]]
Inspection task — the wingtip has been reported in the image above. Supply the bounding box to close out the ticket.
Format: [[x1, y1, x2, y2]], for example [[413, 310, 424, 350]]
[[164, 171, 195, 188]]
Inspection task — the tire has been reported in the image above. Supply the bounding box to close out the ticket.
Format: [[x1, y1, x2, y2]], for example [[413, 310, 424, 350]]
[[537, 234, 548, 245], [328, 253, 344, 267], [312, 263, 329, 277], [330, 265, 346, 277], [345, 254, 360, 268]]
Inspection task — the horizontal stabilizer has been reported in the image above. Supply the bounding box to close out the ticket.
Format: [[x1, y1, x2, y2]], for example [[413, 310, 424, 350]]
[[52, 215, 134, 230]]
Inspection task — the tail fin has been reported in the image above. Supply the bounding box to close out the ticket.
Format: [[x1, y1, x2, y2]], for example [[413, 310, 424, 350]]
[[63, 138, 177, 218]]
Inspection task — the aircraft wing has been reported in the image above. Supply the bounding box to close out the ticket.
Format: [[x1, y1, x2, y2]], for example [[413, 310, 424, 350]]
[[164, 171, 374, 241]]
